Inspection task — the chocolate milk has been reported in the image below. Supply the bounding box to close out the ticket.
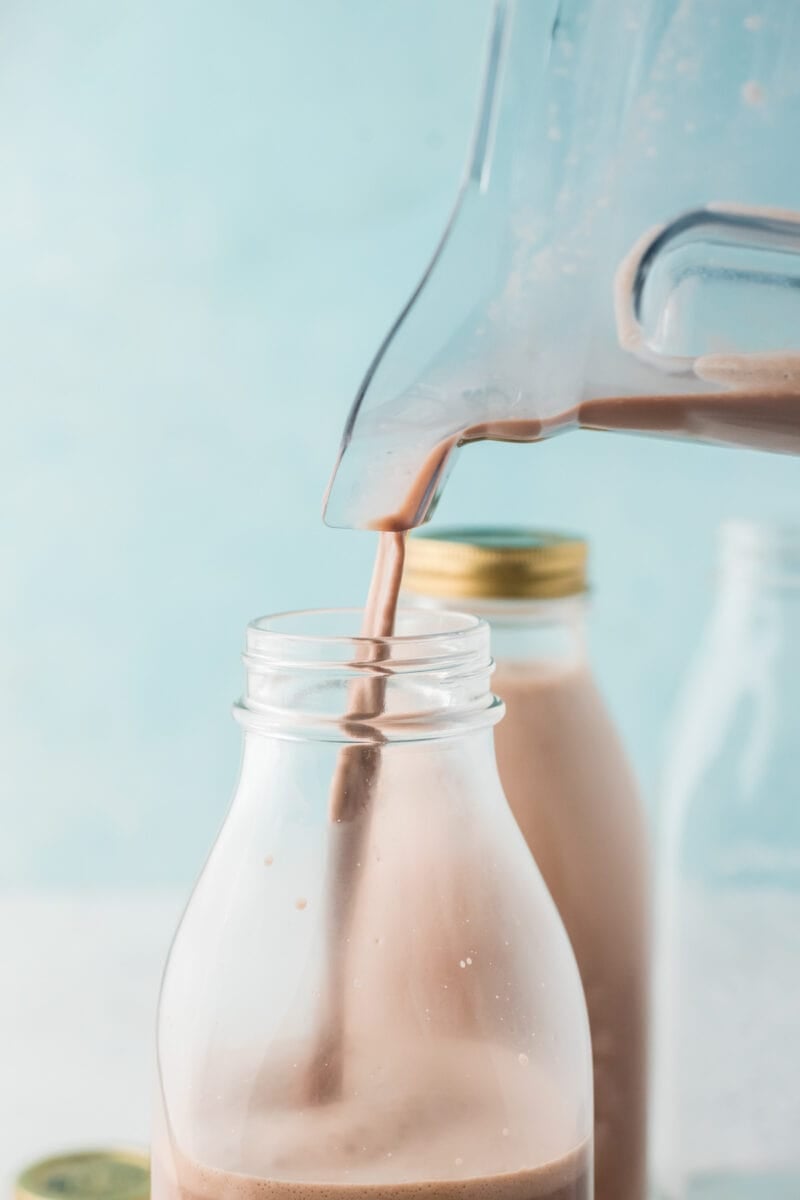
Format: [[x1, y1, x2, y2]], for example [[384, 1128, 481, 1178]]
[[164, 1159, 588, 1200], [161, 1150, 588, 1200], [304, 531, 406, 1102], [491, 662, 648, 1200], [365, 359, 800, 532], [156, 1038, 590, 1200]]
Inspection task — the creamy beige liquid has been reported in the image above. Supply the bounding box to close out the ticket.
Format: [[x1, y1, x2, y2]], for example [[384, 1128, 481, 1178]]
[[491, 662, 648, 1200]]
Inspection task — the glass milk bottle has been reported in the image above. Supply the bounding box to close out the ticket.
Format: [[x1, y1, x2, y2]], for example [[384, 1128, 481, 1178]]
[[402, 529, 649, 1200], [153, 607, 593, 1200], [653, 521, 800, 1199]]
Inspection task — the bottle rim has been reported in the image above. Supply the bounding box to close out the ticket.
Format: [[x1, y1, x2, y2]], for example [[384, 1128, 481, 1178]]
[[244, 606, 489, 670], [237, 607, 501, 741]]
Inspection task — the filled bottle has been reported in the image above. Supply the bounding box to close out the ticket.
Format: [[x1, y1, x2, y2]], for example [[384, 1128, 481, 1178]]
[[402, 528, 649, 1200], [652, 521, 800, 1199], [152, 606, 593, 1200]]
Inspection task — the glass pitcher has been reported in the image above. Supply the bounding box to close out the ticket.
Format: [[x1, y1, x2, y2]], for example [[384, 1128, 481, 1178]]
[[325, 0, 800, 531], [652, 521, 800, 1198], [152, 608, 593, 1200]]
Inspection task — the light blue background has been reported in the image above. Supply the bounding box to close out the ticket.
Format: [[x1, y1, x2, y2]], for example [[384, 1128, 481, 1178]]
[[2, 0, 798, 887]]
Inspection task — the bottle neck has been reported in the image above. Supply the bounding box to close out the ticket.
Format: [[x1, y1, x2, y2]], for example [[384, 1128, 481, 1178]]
[[235, 608, 503, 744], [706, 522, 800, 665], [715, 521, 800, 603], [402, 591, 589, 668]]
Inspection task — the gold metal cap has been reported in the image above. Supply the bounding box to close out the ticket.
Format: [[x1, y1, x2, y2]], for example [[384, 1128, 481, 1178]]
[[16, 1150, 150, 1200], [403, 527, 588, 600]]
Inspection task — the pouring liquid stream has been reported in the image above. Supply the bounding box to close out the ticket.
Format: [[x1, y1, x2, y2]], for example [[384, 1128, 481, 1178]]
[[303, 530, 407, 1103]]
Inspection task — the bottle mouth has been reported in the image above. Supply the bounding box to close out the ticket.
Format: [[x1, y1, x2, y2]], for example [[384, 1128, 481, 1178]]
[[245, 607, 489, 670], [238, 608, 501, 741]]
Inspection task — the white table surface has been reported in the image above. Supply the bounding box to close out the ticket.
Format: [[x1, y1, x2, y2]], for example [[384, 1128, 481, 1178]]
[[0, 890, 186, 1192]]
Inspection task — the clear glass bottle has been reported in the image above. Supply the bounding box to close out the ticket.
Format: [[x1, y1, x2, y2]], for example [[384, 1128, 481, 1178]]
[[152, 607, 593, 1200], [653, 521, 800, 1200], [402, 529, 649, 1200]]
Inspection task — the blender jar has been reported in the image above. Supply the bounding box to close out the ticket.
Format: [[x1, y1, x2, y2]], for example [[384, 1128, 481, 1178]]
[[325, 0, 800, 532]]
